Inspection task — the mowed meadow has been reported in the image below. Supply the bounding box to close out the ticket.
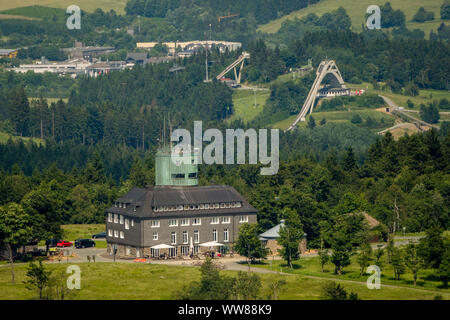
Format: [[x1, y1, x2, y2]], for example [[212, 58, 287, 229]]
[[0, 0, 128, 14], [259, 0, 445, 34], [0, 262, 448, 300]]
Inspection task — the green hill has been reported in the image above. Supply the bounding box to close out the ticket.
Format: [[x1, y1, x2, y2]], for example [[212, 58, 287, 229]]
[[0, 0, 127, 14], [259, 0, 445, 35], [0, 5, 65, 20]]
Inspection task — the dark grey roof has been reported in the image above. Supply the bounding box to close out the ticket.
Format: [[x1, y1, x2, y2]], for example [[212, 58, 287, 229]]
[[126, 52, 148, 61], [151, 186, 242, 206], [259, 220, 306, 240], [259, 221, 284, 240], [108, 185, 257, 219]]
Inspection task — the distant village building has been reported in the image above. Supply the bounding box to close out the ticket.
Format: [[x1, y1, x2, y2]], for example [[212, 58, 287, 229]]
[[0, 49, 18, 59], [62, 41, 115, 61], [9, 58, 92, 77], [86, 61, 132, 77], [9, 58, 132, 78], [126, 52, 149, 65], [136, 41, 242, 55], [105, 146, 257, 259]]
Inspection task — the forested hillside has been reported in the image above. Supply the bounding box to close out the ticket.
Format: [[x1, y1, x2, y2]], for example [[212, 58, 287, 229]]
[[0, 0, 448, 249]]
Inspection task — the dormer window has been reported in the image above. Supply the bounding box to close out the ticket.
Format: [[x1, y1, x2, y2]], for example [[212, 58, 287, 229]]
[[220, 203, 226, 208], [205, 204, 210, 209]]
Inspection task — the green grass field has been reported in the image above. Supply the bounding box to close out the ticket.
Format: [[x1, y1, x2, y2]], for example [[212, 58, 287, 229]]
[[61, 224, 105, 241], [36, 224, 107, 247], [0, 5, 64, 20], [347, 83, 450, 110], [258, 0, 445, 36], [0, 131, 45, 145], [0, 261, 447, 300], [228, 89, 270, 124], [0, 1, 127, 14], [255, 255, 450, 295]]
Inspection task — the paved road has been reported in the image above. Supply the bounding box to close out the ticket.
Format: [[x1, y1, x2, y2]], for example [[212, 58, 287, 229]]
[[379, 95, 439, 130]]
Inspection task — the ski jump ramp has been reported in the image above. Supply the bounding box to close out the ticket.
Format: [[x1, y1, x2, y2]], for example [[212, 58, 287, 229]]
[[286, 60, 346, 131]]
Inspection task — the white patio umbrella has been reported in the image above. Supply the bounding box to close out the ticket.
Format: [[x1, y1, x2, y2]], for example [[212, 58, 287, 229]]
[[151, 244, 175, 249], [199, 241, 225, 247], [189, 237, 194, 254]]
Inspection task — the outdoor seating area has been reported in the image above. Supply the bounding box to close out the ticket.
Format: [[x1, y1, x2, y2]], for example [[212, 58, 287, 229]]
[[145, 241, 233, 261]]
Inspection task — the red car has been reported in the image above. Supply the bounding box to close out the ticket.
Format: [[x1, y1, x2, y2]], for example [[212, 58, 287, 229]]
[[56, 240, 73, 247]]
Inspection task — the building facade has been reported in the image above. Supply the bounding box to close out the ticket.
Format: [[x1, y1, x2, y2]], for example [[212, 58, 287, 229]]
[[105, 186, 257, 258]]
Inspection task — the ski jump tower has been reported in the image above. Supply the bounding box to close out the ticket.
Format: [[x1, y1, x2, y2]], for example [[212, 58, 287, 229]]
[[286, 60, 347, 131], [216, 51, 250, 84]]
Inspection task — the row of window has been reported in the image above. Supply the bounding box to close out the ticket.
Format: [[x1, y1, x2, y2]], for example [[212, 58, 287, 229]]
[[160, 229, 229, 245], [109, 229, 230, 243], [152, 216, 248, 228], [108, 229, 124, 239], [108, 213, 135, 229], [153, 202, 242, 212]]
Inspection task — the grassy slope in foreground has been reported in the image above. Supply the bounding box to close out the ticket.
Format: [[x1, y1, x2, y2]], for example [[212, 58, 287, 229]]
[[0, 262, 447, 300], [258, 0, 445, 34], [0, 1, 127, 14], [254, 255, 450, 294]]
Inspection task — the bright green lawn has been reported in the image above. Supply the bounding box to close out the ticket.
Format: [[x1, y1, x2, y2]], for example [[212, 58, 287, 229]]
[[255, 255, 450, 294], [228, 90, 270, 124], [0, 1, 127, 14], [347, 83, 450, 111], [0, 131, 45, 145], [61, 224, 105, 241], [0, 262, 446, 300], [259, 0, 445, 35], [0, 5, 64, 21]]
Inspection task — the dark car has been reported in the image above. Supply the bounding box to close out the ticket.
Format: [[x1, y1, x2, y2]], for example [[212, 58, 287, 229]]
[[75, 239, 96, 249], [46, 239, 61, 248], [92, 232, 106, 239]]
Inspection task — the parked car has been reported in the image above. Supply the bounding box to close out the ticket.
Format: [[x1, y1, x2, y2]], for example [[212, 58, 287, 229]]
[[56, 240, 73, 247], [46, 239, 61, 248], [75, 239, 96, 249], [92, 232, 106, 239]]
